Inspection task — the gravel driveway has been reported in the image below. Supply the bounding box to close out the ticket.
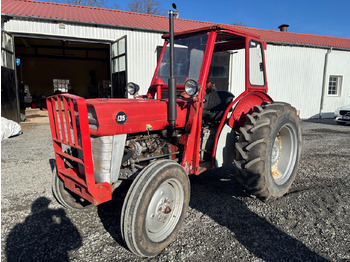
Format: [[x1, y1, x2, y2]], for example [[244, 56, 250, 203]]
[[1, 110, 349, 261]]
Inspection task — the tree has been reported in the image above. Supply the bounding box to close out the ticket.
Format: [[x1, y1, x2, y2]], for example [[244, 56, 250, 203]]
[[231, 22, 247, 27], [53, 0, 106, 7], [128, 0, 165, 15]]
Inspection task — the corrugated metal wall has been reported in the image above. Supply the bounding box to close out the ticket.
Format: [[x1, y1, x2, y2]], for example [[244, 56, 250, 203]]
[[228, 49, 245, 96], [4, 19, 164, 94], [127, 31, 164, 94], [229, 44, 350, 119], [265, 45, 327, 118], [265, 45, 350, 118], [5, 19, 350, 119], [322, 49, 350, 116]]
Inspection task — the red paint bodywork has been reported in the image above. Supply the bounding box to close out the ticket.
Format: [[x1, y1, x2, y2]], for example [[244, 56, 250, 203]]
[[47, 26, 273, 205], [87, 98, 192, 136], [47, 94, 112, 205]]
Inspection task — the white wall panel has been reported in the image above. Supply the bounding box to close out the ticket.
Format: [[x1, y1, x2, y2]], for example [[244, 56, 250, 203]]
[[126, 31, 164, 94], [265, 45, 327, 118], [265, 45, 350, 118], [228, 49, 245, 96], [322, 50, 350, 116], [4, 19, 350, 118], [229, 44, 350, 119], [4, 19, 164, 95]]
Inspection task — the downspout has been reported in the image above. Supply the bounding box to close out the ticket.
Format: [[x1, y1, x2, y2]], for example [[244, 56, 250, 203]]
[[319, 47, 332, 118]]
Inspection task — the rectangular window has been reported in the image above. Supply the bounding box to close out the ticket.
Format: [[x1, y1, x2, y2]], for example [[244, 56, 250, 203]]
[[328, 76, 342, 96], [1, 31, 15, 70], [249, 40, 265, 86], [53, 78, 70, 93], [111, 36, 126, 73], [156, 34, 208, 85]]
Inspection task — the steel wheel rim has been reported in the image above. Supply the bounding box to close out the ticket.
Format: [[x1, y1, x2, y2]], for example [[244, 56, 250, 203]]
[[146, 178, 184, 242], [271, 124, 298, 185]]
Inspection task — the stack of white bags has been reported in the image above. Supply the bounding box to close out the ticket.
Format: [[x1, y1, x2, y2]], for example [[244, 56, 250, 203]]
[[1, 117, 23, 140]]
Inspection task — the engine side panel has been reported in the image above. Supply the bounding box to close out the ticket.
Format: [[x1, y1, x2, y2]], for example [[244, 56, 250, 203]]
[[87, 98, 192, 136]]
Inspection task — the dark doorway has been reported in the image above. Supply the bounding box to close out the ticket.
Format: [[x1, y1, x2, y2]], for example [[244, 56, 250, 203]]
[[14, 36, 110, 106]]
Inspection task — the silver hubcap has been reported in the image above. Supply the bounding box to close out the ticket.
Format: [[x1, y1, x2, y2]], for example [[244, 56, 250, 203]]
[[146, 178, 184, 242], [271, 124, 298, 185], [271, 138, 281, 164]]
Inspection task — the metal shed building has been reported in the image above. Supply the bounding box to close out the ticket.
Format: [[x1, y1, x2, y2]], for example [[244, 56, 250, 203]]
[[2, 0, 350, 120]]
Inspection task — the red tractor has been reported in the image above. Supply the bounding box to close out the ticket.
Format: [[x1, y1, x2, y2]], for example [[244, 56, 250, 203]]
[[47, 7, 301, 258]]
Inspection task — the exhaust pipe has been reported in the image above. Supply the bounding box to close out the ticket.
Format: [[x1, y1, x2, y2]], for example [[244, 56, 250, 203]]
[[168, 4, 178, 131]]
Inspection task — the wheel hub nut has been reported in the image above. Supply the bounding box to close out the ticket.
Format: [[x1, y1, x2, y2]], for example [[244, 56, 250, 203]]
[[164, 206, 171, 214]]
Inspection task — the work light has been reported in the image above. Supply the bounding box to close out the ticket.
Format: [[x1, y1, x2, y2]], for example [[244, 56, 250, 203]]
[[184, 79, 200, 97], [127, 82, 140, 96]]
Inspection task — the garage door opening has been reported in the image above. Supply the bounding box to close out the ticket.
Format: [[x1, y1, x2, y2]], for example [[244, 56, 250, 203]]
[[14, 37, 118, 111]]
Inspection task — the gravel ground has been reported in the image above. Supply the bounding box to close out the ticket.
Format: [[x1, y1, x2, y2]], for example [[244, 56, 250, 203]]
[[1, 110, 350, 261]]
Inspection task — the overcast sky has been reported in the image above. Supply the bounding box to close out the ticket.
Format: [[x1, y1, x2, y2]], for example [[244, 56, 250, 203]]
[[108, 0, 350, 39]]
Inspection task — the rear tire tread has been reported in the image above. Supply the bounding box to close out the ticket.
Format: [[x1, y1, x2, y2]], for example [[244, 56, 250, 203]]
[[234, 102, 301, 200]]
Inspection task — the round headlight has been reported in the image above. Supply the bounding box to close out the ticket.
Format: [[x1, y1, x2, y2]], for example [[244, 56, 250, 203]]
[[184, 79, 200, 97], [127, 82, 140, 96]]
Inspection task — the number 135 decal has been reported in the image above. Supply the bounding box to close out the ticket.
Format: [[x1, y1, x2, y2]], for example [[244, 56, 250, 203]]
[[116, 111, 127, 125]]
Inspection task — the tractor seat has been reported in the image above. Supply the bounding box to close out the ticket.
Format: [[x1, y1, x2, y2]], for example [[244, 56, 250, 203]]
[[203, 91, 235, 124]]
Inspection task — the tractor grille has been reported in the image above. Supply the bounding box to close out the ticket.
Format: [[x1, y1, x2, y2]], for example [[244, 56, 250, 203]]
[[47, 94, 111, 205], [47, 95, 82, 149]]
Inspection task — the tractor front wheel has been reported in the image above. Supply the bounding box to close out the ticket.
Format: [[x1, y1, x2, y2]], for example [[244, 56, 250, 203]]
[[234, 102, 302, 200], [52, 166, 92, 210], [121, 160, 190, 257]]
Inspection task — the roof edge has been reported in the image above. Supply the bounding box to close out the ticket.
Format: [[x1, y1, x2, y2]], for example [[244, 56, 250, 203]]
[[1, 13, 169, 34], [162, 25, 260, 39], [266, 40, 350, 52]]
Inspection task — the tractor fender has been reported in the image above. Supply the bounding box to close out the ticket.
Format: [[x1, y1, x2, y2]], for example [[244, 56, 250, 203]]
[[213, 91, 273, 168]]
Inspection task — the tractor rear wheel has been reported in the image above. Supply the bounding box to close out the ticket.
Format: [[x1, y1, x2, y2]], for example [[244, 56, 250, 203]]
[[234, 102, 301, 200], [121, 160, 190, 257], [52, 166, 92, 210]]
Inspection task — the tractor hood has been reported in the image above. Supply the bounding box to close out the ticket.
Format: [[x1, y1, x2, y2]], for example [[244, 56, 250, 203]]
[[86, 98, 192, 136]]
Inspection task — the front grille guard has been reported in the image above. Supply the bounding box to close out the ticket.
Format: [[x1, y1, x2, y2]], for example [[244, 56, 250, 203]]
[[47, 94, 111, 205]]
